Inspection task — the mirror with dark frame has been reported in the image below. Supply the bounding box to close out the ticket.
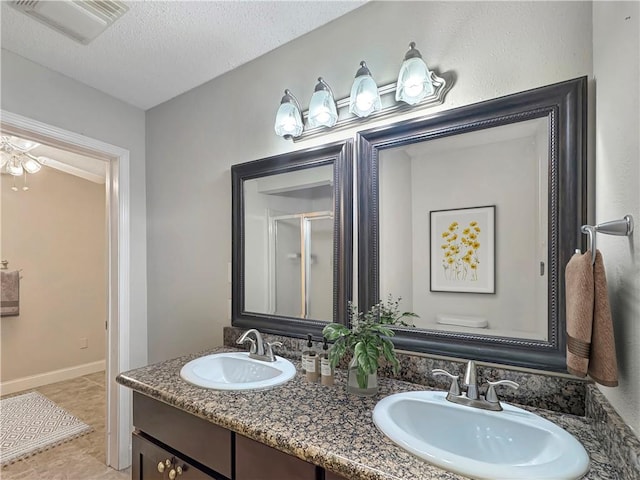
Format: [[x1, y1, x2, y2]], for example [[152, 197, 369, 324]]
[[232, 140, 353, 338], [357, 77, 587, 371]]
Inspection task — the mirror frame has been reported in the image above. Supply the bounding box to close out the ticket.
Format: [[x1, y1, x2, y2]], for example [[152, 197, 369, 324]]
[[232, 140, 353, 338], [357, 77, 587, 371]]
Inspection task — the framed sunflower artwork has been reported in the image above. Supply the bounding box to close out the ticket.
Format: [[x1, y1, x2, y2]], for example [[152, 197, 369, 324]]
[[430, 205, 495, 293]]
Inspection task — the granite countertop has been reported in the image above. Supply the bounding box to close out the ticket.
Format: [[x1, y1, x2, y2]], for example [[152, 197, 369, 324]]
[[116, 347, 619, 480]]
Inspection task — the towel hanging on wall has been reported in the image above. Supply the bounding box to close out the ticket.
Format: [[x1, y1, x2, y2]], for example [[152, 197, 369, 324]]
[[1, 270, 20, 317], [565, 250, 618, 387]]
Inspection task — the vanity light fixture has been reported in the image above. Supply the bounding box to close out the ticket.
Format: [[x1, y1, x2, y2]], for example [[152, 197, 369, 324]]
[[348, 61, 381, 118], [395, 42, 434, 105], [274, 89, 304, 139], [274, 42, 453, 142], [308, 77, 338, 128]]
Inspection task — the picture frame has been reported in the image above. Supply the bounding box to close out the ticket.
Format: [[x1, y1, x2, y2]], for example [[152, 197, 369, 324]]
[[430, 205, 495, 293]]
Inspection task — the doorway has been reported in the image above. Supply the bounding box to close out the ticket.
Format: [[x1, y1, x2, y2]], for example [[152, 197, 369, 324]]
[[1, 110, 131, 470]]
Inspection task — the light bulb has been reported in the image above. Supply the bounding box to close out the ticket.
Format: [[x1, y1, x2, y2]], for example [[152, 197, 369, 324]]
[[7, 158, 23, 176], [356, 91, 375, 111], [403, 78, 425, 98], [349, 62, 381, 118], [308, 79, 338, 128]]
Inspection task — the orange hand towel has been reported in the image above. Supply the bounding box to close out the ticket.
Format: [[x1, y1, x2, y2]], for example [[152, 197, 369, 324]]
[[565, 251, 594, 378], [588, 251, 618, 386], [565, 250, 618, 386]]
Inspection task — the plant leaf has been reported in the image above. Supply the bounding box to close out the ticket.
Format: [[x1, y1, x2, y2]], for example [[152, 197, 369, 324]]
[[382, 338, 400, 374], [328, 336, 346, 368], [322, 323, 349, 341]]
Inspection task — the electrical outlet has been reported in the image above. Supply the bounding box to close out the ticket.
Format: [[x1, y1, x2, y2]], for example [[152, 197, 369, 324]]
[[79, 337, 88, 349]]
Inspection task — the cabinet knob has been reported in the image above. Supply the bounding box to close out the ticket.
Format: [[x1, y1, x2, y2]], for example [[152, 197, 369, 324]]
[[168, 466, 183, 479], [157, 461, 165, 473]]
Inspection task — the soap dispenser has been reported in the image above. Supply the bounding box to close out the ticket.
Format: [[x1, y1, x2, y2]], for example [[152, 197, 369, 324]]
[[303, 334, 319, 382], [320, 338, 334, 386]]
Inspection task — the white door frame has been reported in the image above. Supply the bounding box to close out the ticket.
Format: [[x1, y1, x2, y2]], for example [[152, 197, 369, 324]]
[[1, 110, 132, 469]]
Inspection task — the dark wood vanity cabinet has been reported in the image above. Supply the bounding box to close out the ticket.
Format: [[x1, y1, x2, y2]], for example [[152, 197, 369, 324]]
[[132, 393, 344, 480], [235, 435, 317, 480], [132, 433, 214, 480], [324, 472, 349, 480]]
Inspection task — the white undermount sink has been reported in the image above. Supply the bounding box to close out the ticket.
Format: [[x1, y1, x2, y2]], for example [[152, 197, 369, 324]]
[[180, 352, 296, 391], [373, 391, 590, 480]]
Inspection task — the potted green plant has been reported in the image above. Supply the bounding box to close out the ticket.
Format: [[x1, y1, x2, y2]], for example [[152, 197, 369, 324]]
[[322, 296, 418, 396]]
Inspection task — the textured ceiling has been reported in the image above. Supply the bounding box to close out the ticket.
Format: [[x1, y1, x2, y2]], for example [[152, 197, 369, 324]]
[[1, 1, 365, 110]]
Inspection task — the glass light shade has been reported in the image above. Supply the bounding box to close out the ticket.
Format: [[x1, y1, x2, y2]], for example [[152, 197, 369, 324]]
[[22, 156, 42, 174], [7, 158, 24, 176], [0, 151, 10, 168], [308, 79, 338, 128], [396, 43, 434, 106], [274, 90, 303, 138], [349, 62, 381, 118]]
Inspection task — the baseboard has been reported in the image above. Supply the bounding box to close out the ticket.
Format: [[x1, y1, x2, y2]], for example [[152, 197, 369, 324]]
[[0, 360, 105, 395]]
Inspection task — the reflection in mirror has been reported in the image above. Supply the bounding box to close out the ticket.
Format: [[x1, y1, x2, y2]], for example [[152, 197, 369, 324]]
[[244, 166, 334, 321], [232, 140, 352, 338], [358, 77, 587, 371], [379, 118, 549, 341]]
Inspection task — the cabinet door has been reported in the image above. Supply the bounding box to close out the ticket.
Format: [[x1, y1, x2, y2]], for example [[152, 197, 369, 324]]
[[235, 434, 318, 480], [325, 472, 349, 480], [132, 433, 215, 480], [133, 393, 232, 478]]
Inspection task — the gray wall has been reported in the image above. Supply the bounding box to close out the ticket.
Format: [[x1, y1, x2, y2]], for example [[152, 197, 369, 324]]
[[146, 1, 639, 432], [592, 1, 640, 434], [146, 0, 592, 359], [1, 49, 148, 370]]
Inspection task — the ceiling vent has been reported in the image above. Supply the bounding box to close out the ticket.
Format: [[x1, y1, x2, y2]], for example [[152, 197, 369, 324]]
[[9, 0, 129, 45]]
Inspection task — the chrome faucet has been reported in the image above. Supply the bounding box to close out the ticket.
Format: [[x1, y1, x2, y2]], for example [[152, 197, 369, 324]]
[[433, 360, 519, 411], [236, 329, 282, 362]]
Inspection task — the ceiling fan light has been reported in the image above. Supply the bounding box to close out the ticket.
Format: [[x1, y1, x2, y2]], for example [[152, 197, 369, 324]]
[[7, 158, 24, 176]]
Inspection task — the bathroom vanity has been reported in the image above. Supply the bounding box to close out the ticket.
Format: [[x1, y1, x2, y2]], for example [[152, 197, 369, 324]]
[[117, 346, 629, 480], [131, 392, 340, 480]]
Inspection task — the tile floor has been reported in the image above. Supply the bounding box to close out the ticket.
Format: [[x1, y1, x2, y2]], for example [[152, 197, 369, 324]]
[[1, 372, 130, 480]]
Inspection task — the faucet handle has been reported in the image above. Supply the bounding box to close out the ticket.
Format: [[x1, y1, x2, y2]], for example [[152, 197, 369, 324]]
[[432, 369, 461, 396], [264, 341, 283, 361], [485, 379, 519, 403]]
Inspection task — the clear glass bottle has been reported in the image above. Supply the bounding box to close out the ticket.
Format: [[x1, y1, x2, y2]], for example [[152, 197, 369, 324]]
[[320, 338, 334, 386]]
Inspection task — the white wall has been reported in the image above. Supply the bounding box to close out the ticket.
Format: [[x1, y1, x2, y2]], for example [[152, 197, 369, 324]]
[[592, 1, 640, 434], [1, 49, 148, 370]]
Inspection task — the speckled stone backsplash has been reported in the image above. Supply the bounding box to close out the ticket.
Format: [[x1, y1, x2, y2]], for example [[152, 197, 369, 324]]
[[224, 326, 587, 415]]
